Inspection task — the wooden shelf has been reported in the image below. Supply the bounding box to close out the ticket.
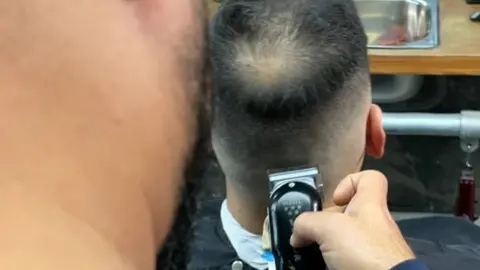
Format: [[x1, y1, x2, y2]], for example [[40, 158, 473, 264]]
[[369, 0, 480, 75], [207, 0, 480, 75]]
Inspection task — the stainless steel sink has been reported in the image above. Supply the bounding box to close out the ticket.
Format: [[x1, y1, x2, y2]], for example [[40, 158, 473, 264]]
[[355, 0, 439, 49]]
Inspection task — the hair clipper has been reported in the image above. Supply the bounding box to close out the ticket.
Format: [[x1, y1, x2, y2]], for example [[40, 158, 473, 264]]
[[267, 167, 327, 270]]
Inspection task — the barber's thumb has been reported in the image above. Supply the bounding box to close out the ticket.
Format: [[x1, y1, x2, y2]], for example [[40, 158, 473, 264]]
[[333, 170, 388, 206], [290, 211, 346, 248]]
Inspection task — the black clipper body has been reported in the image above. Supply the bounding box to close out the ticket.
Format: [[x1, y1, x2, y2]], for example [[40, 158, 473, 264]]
[[267, 167, 327, 270]]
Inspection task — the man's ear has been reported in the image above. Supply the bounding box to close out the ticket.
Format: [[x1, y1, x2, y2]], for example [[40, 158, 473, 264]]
[[365, 104, 386, 159]]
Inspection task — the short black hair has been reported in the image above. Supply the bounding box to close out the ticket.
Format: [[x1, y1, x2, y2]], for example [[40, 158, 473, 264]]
[[210, 0, 370, 195]]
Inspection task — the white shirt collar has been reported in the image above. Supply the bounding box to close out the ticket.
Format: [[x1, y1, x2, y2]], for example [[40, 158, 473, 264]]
[[220, 200, 268, 270]]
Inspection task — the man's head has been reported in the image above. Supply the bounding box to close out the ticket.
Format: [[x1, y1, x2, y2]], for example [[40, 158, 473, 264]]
[[211, 0, 386, 207]]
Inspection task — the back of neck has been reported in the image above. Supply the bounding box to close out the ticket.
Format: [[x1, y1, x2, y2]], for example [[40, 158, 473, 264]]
[[225, 182, 269, 235]]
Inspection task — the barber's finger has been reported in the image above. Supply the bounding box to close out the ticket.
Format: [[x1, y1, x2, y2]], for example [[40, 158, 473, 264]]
[[290, 207, 345, 247], [290, 211, 348, 248], [323, 205, 345, 213], [333, 170, 388, 206]]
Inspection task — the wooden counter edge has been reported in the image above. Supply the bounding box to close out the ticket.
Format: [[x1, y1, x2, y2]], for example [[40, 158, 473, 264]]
[[369, 55, 480, 75]]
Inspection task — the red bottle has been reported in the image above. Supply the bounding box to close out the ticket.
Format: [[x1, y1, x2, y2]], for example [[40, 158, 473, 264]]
[[455, 164, 478, 221]]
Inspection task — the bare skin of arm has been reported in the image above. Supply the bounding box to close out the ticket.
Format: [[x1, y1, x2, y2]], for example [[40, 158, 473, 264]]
[[0, 1, 204, 269]]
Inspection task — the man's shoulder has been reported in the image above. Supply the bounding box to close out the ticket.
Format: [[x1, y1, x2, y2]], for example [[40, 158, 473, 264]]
[[188, 198, 239, 270], [398, 216, 480, 244], [399, 216, 480, 270]]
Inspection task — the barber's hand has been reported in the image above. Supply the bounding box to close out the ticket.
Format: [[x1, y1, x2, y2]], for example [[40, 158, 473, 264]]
[[290, 170, 415, 270]]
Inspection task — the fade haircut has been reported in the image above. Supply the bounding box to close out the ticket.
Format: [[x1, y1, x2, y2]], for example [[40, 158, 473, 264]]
[[211, 0, 371, 198]]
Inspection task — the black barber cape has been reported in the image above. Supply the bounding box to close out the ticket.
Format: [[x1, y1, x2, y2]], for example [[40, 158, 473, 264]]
[[188, 199, 480, 270]]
